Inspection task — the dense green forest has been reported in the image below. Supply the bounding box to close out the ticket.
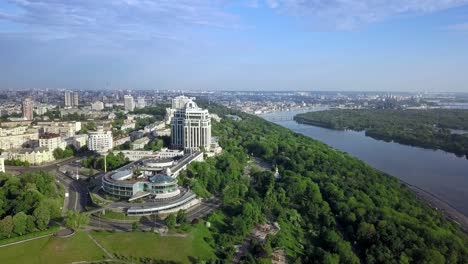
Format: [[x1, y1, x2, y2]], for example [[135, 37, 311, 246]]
[[0, 172, 62, 239], [294, 109, 468, 158], [180, 102, 468, 263]]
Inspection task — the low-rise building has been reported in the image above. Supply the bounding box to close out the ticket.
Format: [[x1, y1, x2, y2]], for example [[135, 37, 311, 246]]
[[39, 133, 66, 151], [6, 147, 54, 165], [152, 128, 171, 137], [113, 150, 158, 161], [113, 136, 131, 147], [66, 134, 88, 149], [157, 148, 184, 159], [0, 126, 39, 150], [131, 137, 150, 150], [121, 120, 136, 131], [91, 101, 104, 111], [37, 121, 82, 137]]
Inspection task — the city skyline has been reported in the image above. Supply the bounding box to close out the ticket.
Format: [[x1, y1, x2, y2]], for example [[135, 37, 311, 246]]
[[1, 1, 468, 92]]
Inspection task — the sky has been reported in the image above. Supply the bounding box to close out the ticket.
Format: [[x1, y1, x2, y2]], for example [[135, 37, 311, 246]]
[[0, 0, 468, 92]]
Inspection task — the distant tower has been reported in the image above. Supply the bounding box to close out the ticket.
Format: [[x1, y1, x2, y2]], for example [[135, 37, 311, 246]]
[[136, 96, 146, 109], [72, 92, 79, 106], [124, 95, 135, 112], [22, 97, 34, 120], [64, 91, 72, 107]]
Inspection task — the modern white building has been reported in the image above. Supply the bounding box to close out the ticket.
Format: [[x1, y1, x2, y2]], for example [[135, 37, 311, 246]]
[[88, 126, 113, 153], [171, 100, 211, 152], [124, 95, 135, 112]]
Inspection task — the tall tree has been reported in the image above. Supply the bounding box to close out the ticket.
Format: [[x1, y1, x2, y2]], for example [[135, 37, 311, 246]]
[[12, 212, 28, 236]]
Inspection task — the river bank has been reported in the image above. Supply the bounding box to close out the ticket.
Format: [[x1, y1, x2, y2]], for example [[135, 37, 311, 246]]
[[260, 110, 468, 232]]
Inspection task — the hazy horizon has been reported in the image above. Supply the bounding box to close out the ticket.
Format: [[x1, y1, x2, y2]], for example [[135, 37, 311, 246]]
[[1, 1, 468, 92]]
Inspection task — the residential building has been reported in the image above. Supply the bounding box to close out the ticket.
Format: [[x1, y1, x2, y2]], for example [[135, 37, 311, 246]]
[[136, 96, 146, 109], [131, 137, 149, 150], [66, 134, 88, 149], [39, 133, 66, 151], [124, 95, 135, 112], [64, 91, 79, 107], [91, 101, 104, 111], [121, 119, 136, 131], [6, 147, 54, 165], [88, 126, 113, 153], [22, 97, 34, 120], [72, 92, 79, 106], [0, 126, 39, 150], [64, 91, 72, 107], [38, 121, 81, 137], [113, 136, 131, 147], [171, 100, 211, 152]]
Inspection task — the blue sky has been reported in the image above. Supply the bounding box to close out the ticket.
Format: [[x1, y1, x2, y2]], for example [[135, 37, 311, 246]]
[[0, 0, 468, 92]]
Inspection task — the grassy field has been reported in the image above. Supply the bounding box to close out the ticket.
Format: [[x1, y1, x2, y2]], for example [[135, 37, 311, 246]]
[[0, 224, 215, 264], [92, 224, 215, 263], [0, 231, 106, 264]]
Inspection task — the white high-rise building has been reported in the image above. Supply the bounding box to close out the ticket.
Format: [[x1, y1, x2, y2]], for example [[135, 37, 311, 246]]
[[88, 126, 113, 153], [64, 91, 72, 107], [136, 96, 146, 109], [171, 100, 211, 152], [72, 92, 79, 106], [124, 95, 135, 112]]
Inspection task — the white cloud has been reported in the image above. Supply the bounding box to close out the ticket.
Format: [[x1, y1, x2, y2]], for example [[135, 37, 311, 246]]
[[0, 0, 245, 41], [264, 0, 468, 30]]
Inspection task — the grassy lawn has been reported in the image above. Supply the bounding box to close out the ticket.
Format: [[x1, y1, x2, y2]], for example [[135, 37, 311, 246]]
[[0, 231, 106, 264], [92, 223, 215, 263]]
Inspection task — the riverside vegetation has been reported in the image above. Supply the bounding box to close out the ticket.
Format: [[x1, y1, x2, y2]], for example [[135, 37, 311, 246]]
[[294, 109, 468, 158], [178, 101, 468, 263]]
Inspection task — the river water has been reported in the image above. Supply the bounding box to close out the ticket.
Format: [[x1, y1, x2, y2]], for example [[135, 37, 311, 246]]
[[260, 109, 468, 217]]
